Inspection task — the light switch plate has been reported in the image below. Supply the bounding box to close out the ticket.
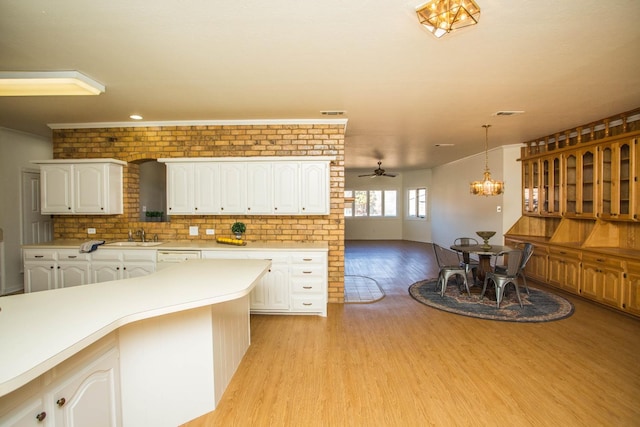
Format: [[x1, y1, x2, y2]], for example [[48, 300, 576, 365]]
[[189, 226, 199, 236], [87, 228, 96, 234], [206, 229, 215, 235], [496, 206, 502, 213]]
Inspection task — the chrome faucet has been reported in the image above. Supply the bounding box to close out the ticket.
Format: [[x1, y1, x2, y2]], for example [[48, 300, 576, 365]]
[[136, 229, 146, 242]]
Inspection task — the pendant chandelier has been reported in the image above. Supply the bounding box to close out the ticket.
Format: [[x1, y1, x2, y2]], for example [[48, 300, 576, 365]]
[[470, 124, 504, 196], [416, 0, 481, 39]]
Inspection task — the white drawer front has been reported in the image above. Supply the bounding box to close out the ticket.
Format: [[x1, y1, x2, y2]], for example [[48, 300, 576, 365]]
[[24, 249, 56, 261], [291, 254, 326, 264], [291, 295, 325, 311], [56, 250, 90, 261], [91, 250, 123, 262], [291, 278, 324, 294], [122, 250, 157, 262], [291, 265, 324, 278]]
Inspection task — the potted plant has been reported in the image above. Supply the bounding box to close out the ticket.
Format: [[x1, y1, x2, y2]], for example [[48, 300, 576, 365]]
[[145, 211, 164, 222], [231, 221, 246, 239]]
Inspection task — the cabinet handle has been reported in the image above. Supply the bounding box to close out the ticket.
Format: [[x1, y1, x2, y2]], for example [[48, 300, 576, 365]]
[[302, 207, 306, 211], [67, 255, 77, 259], [248, 207, 251, 211], [303, 286, 313, 289], [101, 207, 104, 210], [303, 271, 312, 274], [303, 258, 312, 261], [303, 302, 312, 306], [123, 267, 127, 270], [35, 255, 44, 258], [68, 207, 71, 210], [195, 207, 198, 210], [596, 258, 605, 262], [221, 207, 224, 211], [116, 267, 120, 270], [274, 207, 278, 210], [50, 266, 54, 269], [36, 412, 47, 422], [56, 397, 66, 407]]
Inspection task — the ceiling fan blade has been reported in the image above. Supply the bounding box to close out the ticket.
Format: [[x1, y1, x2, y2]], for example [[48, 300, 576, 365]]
[[383, 173, 397, 177], [358, 173, 375, 177]]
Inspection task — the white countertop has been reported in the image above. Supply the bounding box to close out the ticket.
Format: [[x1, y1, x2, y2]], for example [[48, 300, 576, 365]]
[[0, 258, 270, 397], [23, 240, 328, 252]]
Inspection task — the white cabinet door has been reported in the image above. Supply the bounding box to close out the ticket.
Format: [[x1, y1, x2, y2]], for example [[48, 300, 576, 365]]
[[122, 263, 155, 279], [194, 163, 220, 214], [273, 162, 299, 214], [91, 264, 121, 283], [57, 263, 91, 288], [50, 348, 121, 427], [74, 163, 106, 213], [253, 263, 289, 310], [0, 395, 46, 426], [167, 163, 194, 214], [24, 263, 56, 292], [301, 162, 329, 214], [41, 164, 73, 214], [247, 162, 273, 214], [219, 163, 247, 214]]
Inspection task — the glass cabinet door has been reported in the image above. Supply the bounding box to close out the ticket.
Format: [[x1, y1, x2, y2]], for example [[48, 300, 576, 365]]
[[580, 149, 596, 217], [564, 154, 577, 216], [522, 159, 539, 214], [540, 155, 562, 216], [599, 139, 637, 221]]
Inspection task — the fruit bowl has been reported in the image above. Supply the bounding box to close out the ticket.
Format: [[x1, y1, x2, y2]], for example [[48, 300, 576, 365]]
[[476, 231, 496, 249]]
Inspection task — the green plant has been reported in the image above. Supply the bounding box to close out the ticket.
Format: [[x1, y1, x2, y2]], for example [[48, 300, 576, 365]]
[[231, 221, 246, 234], [145, 211, 164, 218]]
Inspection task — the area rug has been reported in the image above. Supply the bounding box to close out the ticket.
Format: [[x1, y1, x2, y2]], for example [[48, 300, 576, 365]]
[[408, 279, 574, 322]]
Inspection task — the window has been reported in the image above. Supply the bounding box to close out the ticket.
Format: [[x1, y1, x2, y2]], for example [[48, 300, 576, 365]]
[[344, 190, 397, 217], [408, 188, 427, 219]]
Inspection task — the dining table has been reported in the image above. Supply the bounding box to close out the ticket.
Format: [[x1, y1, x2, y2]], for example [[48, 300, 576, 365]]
[[449, 243, 513, 284]]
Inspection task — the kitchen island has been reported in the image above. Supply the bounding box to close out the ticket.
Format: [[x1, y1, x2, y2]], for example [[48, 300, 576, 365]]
[[0, 258, 270, 426]]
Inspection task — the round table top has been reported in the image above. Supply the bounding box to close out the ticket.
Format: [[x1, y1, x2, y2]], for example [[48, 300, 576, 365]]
[[450, 244, 513, 255]]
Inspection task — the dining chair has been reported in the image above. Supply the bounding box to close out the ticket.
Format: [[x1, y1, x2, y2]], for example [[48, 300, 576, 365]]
[[432, 243, 470, 297], [453, 237, 479, 284], [480, 249, 524, 308], [495, 242, 534, 295]]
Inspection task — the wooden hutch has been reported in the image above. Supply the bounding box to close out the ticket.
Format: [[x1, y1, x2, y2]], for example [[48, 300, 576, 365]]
[[505, 107, 640, 318]]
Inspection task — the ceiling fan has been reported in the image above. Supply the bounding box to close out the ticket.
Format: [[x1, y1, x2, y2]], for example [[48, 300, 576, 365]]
[[358, 161, 397, 178]]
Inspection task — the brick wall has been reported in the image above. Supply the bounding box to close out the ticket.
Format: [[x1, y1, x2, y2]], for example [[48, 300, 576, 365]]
[[51, 122, 346, 303]]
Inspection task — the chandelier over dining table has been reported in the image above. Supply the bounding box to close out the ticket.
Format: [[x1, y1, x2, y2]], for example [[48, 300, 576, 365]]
[[416, 0, 481, 38], [470, 124, 504, 196]]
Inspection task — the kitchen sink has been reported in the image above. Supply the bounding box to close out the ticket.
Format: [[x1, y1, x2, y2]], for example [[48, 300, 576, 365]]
[[105, 241, 164, 247]]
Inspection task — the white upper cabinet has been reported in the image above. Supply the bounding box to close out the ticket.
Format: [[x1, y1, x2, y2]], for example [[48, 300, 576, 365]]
[[219, 162, 247, 214], [301, 161, 329, 214], [34, 159, 126, 215], [160, 157, 332, 216]]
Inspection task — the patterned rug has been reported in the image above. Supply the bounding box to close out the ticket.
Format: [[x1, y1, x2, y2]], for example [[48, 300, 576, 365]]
[[408, 279, 574, 322]]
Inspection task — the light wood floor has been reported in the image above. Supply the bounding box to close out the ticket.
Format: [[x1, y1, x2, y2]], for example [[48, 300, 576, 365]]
[[183, 240, 640, 427]]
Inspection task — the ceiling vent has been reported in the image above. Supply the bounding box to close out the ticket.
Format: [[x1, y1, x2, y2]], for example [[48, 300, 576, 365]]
[[493, 110, 525, 116], [320, 110, 346, 116]]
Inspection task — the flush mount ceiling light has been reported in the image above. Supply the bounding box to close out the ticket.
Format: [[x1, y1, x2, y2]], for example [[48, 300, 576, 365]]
[[0, 71, 105, 96], [470, 124, 504, 196], [416, 0, 481, 38]]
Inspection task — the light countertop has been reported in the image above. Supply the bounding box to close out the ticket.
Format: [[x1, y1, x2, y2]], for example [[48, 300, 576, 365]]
[[0, 258, 270, 397], [23, 240, 328, 252]]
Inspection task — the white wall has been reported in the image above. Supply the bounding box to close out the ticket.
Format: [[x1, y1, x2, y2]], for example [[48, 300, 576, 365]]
[[402, 169, 432, 243], [345, 145, 521, 244], [0, 128, 52, 294], [344, 171, 404, 240], [430, 145, 521, 248]]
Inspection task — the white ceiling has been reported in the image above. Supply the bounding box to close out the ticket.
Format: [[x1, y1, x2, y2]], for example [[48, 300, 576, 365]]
[[1, 0, 639, 172]]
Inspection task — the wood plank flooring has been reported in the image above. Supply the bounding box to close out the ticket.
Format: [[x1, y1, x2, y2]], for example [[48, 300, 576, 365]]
[[183, 240, 640, 427]]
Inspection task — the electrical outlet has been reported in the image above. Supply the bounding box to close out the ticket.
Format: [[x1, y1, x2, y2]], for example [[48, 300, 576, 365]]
[[87, 228, 96, 234], [206, 229, 215, 235], [496, 205, 502, 213], [189, 226, 199, 236]]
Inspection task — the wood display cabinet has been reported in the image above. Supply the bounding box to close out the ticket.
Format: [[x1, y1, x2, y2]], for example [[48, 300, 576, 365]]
[[510, 109, 640, 317]]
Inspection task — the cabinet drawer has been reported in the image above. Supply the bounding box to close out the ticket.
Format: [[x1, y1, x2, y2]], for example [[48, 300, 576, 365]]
[[24, 249, 56, 261], [582, 253, 624, 269], [291, 278, 324, 294], [291, 295, 325, 311], [121, 250, 157, 262], [91, 250, 123, 262], [246, 252, 289, 264], [548, 247, 581, 259], [291, 253, 326, 264], [57, 250, 90, 261], [291, 265, 324, 278]]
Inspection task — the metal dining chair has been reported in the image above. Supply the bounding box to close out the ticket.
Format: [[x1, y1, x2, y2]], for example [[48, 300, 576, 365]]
[[495, 242, 534, 295], [480, 249, 524, 308], [432, 243, 470, 297], [453, 237, 479, 284]]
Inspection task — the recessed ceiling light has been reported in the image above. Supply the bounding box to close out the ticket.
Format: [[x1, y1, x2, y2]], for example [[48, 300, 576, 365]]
[[493, 110, 525, 116], [0, 71, 104, 96], [129, 114, 143, 120], [320, 110, 346, 116]]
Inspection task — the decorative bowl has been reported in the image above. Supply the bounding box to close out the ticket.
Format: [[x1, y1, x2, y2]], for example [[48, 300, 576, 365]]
[[476, 231, 496, 249]]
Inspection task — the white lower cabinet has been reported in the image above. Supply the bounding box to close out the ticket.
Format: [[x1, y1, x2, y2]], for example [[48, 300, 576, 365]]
[[23, 250, 90, 293], [202, 249, 327, 316], [0, 338, 121, 427], [24, 249, 156, 292]]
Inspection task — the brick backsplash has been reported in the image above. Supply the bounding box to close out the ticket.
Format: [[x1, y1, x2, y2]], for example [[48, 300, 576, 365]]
[[51, 123, 346, 303]]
